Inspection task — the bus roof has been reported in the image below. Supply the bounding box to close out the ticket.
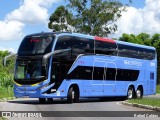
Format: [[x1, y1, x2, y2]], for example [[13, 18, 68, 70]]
[[25, 32, 156, 51], [116, 40, 156, 50], [25, 32, 70, 37]]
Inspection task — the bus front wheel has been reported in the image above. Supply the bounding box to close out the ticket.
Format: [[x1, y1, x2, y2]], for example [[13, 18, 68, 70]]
[[67, 86, 79, 103], [67, 87, 74, 103], [39, 98, 46, 103]]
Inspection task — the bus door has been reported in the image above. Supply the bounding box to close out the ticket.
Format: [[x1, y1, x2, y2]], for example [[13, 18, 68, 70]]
[[146, 70, 155, 95], [51, 62, 58, 83], [50, 62, 69, 93], [92, 61, 105, 96], [51, 62, 70, 81], [104, 62, 117, 96]]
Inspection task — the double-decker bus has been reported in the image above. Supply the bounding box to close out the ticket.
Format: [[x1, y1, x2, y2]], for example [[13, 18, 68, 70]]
[[3, 32, 157, 103]]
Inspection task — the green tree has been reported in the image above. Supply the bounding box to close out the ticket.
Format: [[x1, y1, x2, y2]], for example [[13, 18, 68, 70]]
[[119, 33, 137, 43], [48, 5, 73, 32], [136, 33, 151, 45], [119, 33, 151, 45], [151, 33, 160, 49], [49, 0, 129, 37], [0, 50, 10, 57], [151, 34, 160, 84], [0, 50, 15, 87]]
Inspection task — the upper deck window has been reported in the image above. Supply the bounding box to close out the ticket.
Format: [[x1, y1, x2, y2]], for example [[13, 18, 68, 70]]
[[18, 36, 55, 56], [54, 36, 94, 60], [72, 37, 94, 59], [95, 37, 117, 56], [54, 36, 72, 60], [118, 44, 156, 60]]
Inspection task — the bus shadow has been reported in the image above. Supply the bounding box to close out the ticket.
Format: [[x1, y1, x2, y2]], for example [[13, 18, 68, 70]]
[[7, 97, 125, 105]]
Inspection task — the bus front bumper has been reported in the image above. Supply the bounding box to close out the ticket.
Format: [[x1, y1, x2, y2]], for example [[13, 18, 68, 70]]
[[14, 83, 67, 98]]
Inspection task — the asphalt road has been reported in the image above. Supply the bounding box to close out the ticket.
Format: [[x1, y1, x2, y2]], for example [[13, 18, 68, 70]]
[[0, 98, 160, 120]]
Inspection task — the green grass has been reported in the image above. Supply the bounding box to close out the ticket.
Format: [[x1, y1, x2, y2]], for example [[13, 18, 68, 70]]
[[156, 84, 160, 94], [127, 85, 160, 108], [0, 86, 14, 99], [0, 117, 8, 120], [128, 98, 160, 107]]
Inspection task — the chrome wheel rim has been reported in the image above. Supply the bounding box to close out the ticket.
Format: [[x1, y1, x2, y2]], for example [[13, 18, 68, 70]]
[[128, 89, 133, 99], [136, 89, 141, 98], [72, 91, 75, 99]]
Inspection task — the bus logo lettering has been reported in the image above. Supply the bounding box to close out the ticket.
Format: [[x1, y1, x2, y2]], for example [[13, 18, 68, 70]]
[[124, 60, 142, 67]]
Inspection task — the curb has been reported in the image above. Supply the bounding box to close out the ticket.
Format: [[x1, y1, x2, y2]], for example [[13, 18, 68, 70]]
[[0, 97, 15, 102], [122, 101, 160, 112]]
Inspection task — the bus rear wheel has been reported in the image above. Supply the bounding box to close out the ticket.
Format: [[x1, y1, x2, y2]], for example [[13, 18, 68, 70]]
[[136, 87, 143, 99], [127, 86, 135, 99]]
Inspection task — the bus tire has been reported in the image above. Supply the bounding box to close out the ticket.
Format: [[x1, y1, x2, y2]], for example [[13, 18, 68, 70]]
[[39, 98, 46, 103], [136, 87, 143, 99], [74, 88, 80, 103], [127, 86, 135, 99], [99, 97, 107, 101], [67, 87, 74, 103], [47, 98, 54, 102]]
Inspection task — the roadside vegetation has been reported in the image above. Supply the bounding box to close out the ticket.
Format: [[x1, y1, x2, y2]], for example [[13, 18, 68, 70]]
[[0, 117, 8, 120], [0, 51, 14, 99], [156, 84, 160, 94], [128, 98, 160, 107], [128, 85, 160, 107], [0, 86, 13, 99]]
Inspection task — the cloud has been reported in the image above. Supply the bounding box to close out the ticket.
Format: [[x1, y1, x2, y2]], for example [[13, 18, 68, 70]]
[[0, 0, 60, 41], [6, 0, 60, 24], [111, 0, 160, 38], [38, 0, 61, 8], [0, 20, 24, 41]]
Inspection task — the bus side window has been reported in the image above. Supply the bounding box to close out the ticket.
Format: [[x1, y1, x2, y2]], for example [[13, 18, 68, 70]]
[[67, 66, 84, 79], [104, 42, 117, 56], [118, 44, 155, 60], [54, 36, 72, 60], [85, 40, 94, 54], [95, 41, 117, 56], [95, 41, 105, 54], [84, 67, 93, 80], [116, 69, 123, 80], [106, 68, 116, 80], [150, 72, 154, 80], [93, 67, 104, 80], [55, 36, 72, 50], [72, 37, 94, 59], [72, 37, 86, 57]]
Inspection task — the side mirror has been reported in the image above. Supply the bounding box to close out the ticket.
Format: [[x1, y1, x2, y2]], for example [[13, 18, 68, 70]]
[[42, 49, 71, 67], [3, 53, 17, 67], [42, 52, 55, 66]]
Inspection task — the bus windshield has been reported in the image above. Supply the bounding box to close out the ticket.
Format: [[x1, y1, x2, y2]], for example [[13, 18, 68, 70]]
[[18, 36, 55, 56], [14, 60, 47, 80]]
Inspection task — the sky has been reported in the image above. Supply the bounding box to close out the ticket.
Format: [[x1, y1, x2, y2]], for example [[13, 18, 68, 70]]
[[0, 0, 159, 53]]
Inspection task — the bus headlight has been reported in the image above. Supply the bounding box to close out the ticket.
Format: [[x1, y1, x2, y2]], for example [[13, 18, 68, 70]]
[[38, 83, 49, 90]]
